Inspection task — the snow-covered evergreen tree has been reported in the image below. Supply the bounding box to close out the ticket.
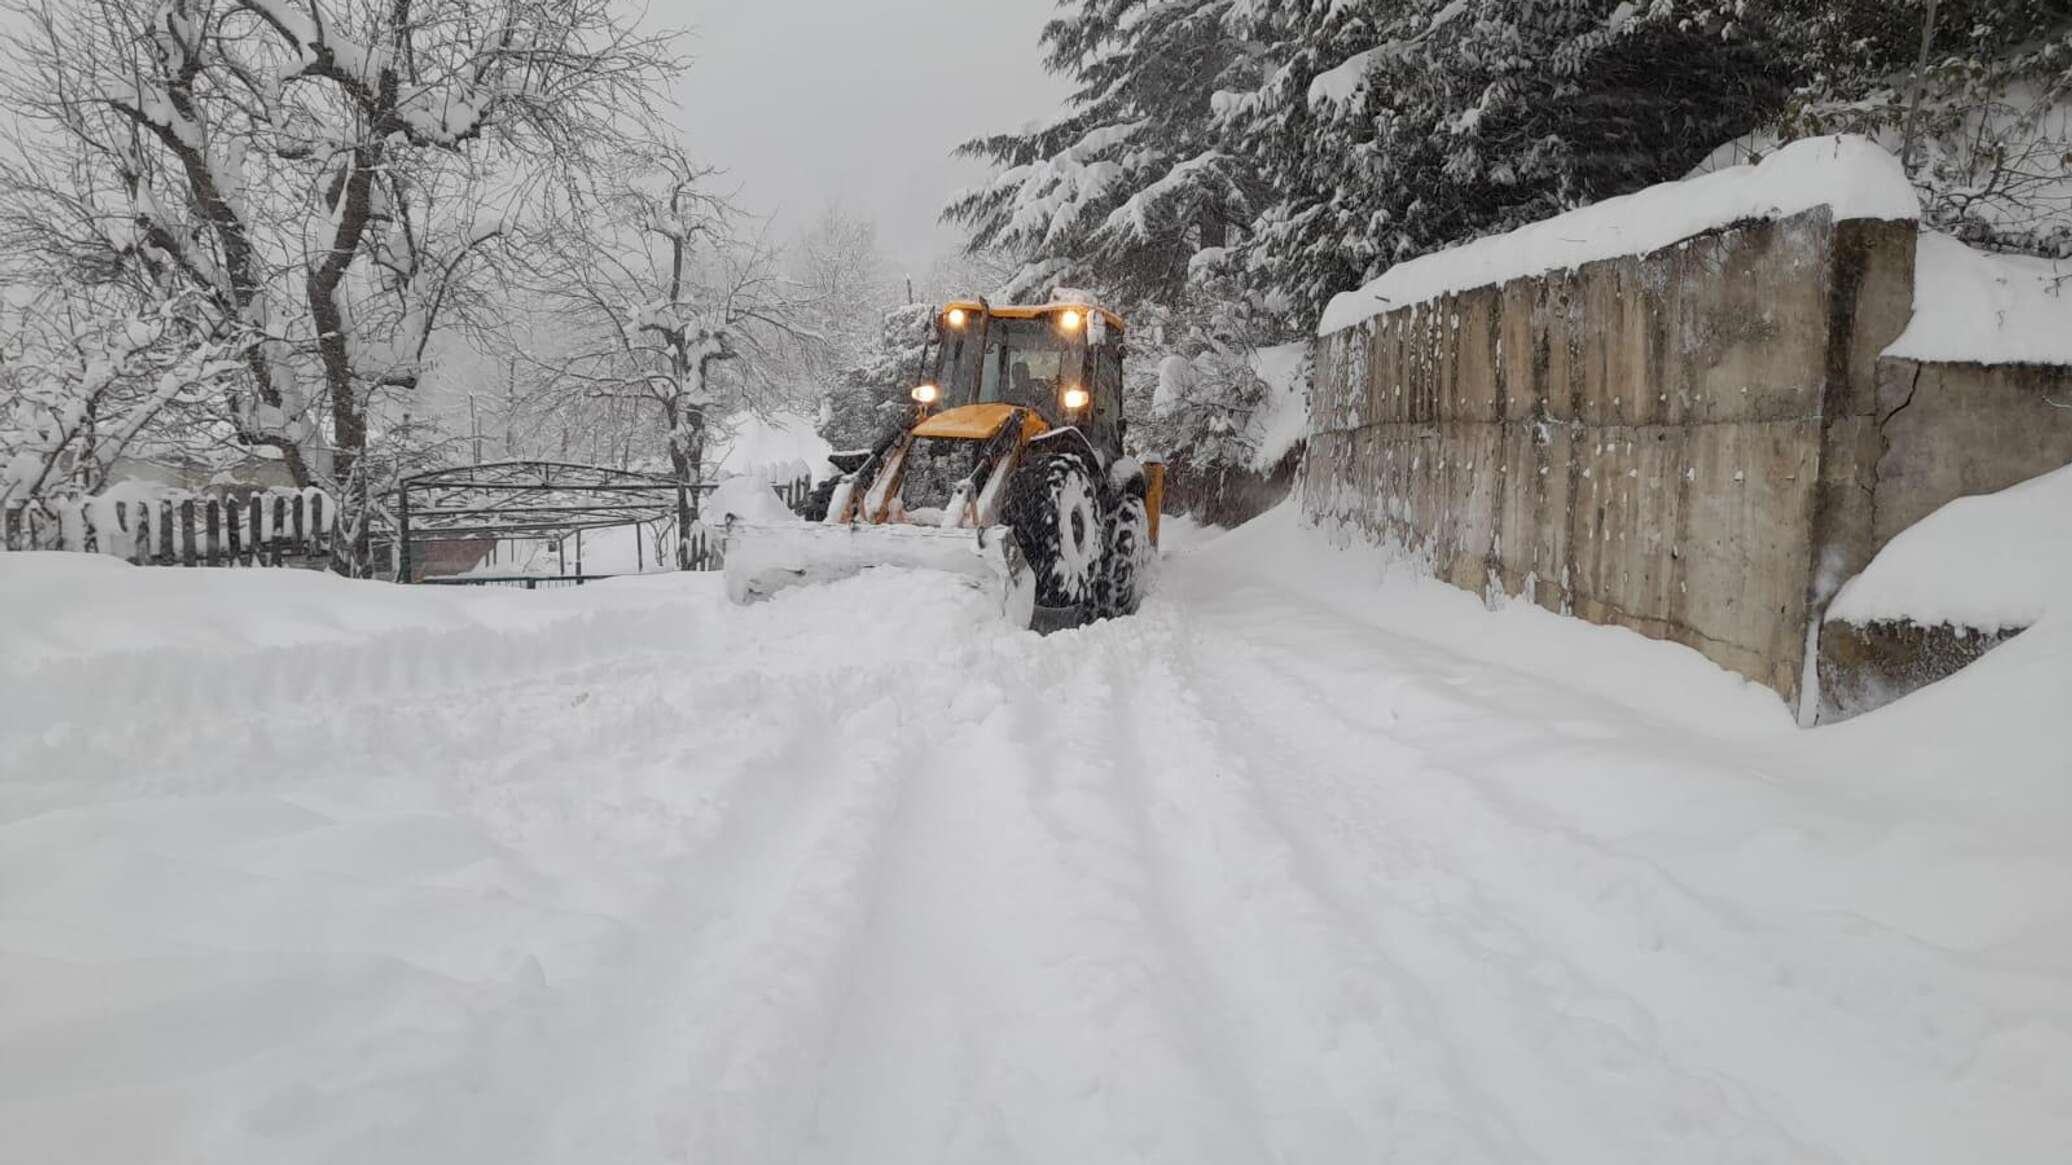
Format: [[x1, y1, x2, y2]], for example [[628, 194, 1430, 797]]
[[1212, 0, 1406, 324], [951, 0, 2072, 525], [1227, 0, 1793, 324], [1136, 304, 1265, 475], [819, 303, 933, 452], [944, 0, 1256, 306], [943, 0, 1296, 494]]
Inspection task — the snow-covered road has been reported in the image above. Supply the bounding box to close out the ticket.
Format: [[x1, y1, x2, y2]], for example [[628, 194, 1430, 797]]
[[3, 511, 2069, 1163]]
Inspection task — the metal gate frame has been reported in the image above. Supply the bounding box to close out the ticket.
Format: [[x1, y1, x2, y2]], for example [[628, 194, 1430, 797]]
[[394, 461, 699, 583]]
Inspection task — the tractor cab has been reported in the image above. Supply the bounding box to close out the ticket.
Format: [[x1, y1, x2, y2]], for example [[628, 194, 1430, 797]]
[[922, 301, 1127, 460]]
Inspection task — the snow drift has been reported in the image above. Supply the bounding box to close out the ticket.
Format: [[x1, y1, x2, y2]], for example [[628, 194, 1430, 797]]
[[1828, 461, 2072, 632], [1885, 232, 2072, 366]]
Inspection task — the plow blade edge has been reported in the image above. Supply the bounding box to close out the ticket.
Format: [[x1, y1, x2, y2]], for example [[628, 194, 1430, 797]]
[[721, 521, 1037, 627]]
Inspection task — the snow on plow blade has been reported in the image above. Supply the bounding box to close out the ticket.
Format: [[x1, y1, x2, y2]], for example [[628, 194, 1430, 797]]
[[722, 520, 1037, 626]]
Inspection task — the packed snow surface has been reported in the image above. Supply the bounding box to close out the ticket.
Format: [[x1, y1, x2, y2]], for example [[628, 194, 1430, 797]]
[[1319, 135, 1921, 335], [3, 507, 2069, 1164], [1885, 232, 2072, 365], [1827, 462, 2072, 631]]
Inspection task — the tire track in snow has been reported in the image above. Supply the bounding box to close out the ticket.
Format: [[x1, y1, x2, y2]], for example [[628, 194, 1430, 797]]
[[520, 595, 1023, 1162], [505, 575, 1261, 1164], [641, 701, 931, 1163], [483, 683, 925, 1161], [0, 574, 1026, 1165], [1174, 604, 2072, 1164], [1166, 586, 1846, 1162], [1006, 625, 1281, 1164], [1090, 605, 1537, 1164], [786, 631, 1277, 1164]]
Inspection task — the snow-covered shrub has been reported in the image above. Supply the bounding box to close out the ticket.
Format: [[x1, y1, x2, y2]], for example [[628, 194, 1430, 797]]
[[1766, 0, 2072, 257]]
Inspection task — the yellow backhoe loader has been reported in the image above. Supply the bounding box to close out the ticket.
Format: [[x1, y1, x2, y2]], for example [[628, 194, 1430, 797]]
[[721, 298, 1163, 630]]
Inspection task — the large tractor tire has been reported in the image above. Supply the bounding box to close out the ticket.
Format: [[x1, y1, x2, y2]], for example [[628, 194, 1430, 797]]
[[1005, 449, 1104, 629], [1099, 494, 1152, 618]]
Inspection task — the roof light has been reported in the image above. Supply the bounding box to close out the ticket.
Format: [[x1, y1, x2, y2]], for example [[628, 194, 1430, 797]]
[[911, 383, 940, 404], [1062, 385, 1090, 410], [946, 308, 968, 328], [1058, 309, 1083, 332]]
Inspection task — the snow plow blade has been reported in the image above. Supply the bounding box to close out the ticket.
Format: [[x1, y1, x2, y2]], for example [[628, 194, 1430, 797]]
[[722, 520, 1037, 627]]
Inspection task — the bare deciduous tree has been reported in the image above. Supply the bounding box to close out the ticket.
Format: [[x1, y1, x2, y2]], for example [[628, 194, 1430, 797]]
[[784, 205, 894, 389], [522, 145, 825, 509], [0, 0, 682, 572]]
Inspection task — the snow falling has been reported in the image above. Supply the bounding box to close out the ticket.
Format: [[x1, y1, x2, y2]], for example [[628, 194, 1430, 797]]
[[5, 1, 2072, 1162]]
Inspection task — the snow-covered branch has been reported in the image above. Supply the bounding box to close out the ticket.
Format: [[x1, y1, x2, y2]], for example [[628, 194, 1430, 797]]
[[1, 295, 246, 505], [515, 145, 829, 490]]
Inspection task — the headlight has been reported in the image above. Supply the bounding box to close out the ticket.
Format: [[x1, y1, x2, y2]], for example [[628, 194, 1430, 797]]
[[1057, 309, 1083, 332], [946, 308, 967, 329], [912, 383, 939, 404], [1062, 386, 1090, 410]]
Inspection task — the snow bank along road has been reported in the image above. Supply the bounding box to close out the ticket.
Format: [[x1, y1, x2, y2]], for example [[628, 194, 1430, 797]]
[[2, 509, 2068, 1164]]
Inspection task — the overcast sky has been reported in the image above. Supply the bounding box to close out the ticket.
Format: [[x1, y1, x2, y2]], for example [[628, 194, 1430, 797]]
[[663, 1, 1069, 278]]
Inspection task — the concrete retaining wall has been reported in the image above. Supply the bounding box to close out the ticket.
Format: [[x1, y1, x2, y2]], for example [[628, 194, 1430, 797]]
[[1804, 356, 2072, 719], [1303, 210, 1918, 706], [1872, 358, 2072, 546]]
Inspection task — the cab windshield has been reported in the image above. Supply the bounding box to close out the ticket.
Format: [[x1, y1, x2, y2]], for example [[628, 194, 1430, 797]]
[[967, 318, 1083, 411]]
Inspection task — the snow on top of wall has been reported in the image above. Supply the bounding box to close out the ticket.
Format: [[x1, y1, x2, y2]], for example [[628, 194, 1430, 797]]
[[1318, 135, 1920, 336], [1826, 463, 2072, 632], [1885, 233, 2072, 366]]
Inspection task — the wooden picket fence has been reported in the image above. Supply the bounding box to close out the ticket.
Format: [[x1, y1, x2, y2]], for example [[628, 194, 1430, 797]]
[[2, 489, 336, 569], [685, 523, 722, 572], [771, 475, 817, 514]]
